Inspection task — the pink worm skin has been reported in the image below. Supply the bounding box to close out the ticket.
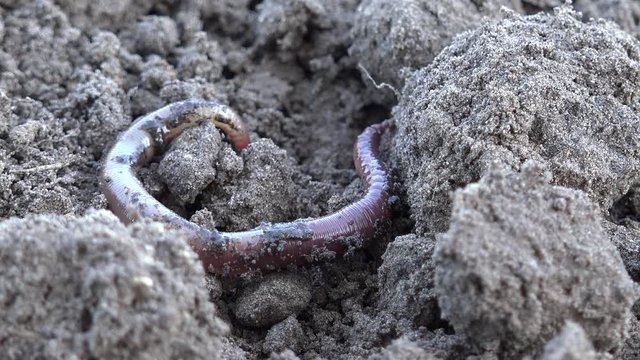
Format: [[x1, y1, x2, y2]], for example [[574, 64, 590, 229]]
[[100, 99, 392, 277]]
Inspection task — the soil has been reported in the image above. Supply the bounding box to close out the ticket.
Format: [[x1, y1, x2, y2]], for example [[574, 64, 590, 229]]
[[1, 1, 640, 359]]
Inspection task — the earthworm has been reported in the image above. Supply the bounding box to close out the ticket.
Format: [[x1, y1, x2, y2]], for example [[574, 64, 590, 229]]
[[100, 99, 392, 277]]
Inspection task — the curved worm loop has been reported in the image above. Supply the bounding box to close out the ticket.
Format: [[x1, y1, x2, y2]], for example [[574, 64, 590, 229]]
[[100, 99, 392, 277]]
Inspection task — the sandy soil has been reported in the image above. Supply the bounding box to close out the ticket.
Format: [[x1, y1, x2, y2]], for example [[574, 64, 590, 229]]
[[1, 0, 640, 359]]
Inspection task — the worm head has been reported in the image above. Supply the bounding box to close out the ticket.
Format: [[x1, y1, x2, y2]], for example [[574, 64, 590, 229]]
[[207, 105, 250, 151]]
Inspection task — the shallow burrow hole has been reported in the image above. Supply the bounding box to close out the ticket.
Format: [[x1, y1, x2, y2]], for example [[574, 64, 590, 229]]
[[610, 184, 640, 223]]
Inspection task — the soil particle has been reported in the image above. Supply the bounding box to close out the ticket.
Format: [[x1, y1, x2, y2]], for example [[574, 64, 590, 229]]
[[197, 137, 315, 231], [233, 273, 311, 328], [370, 337, 439, 360], [393, 6, 640, 234], [157, 122, 228, 205], [539, 321, 601, 360], [262, 316, 306, 355], [52, 0, 154, 31], [59, 69, 130, 157], [2, 1, 81, 99], [267, 349, 300, 360], [0, 210, 229, 359], [377, 234, 442, 331], [574, 0, 640, 36], [434, 161, 637, 357], [123, 15, 180, 56], [254, 0, 329, 58], [174, 31, 226, 82], [604, 220, 640, 282], [619, 316, 640, 360], [522, 0, 640, 37], [521, 0, 563, 9], [349, 0, 515, 89]]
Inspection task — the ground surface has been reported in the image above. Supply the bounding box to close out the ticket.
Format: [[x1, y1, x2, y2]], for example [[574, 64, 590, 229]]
[[1, 0, 640, 359]]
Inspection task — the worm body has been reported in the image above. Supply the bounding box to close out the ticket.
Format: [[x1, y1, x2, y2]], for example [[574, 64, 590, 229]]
[[100, 99, 391, 277]]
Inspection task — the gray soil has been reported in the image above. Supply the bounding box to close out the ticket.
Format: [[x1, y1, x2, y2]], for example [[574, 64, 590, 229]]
[[1, 1, 640, 359]]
